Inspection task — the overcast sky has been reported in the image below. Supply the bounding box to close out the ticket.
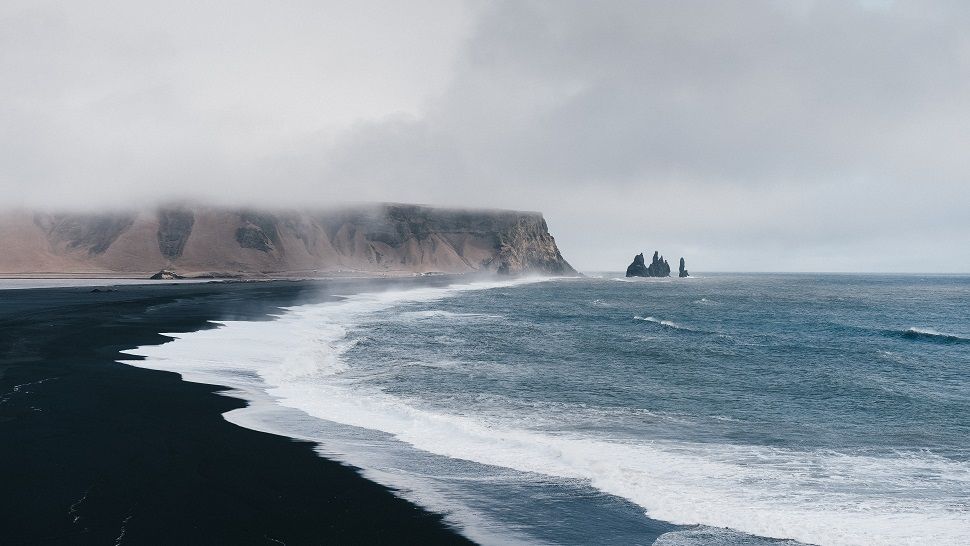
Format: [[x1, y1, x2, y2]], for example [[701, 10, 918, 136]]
[[2, 0, 969, 272]]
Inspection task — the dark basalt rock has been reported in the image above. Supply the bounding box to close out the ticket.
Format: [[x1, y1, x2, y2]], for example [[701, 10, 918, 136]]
[[35, 212, 136, 256], [235, 212, 282, 253], [679, 257, 689, 278], [626, 251, 671, 277], [626, 253, 649, 277], [235, 225, 273, 252], [157, 208, 195, 260]]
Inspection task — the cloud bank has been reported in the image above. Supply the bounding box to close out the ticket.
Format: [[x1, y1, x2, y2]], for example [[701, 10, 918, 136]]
[[2, 0, 969, 271]]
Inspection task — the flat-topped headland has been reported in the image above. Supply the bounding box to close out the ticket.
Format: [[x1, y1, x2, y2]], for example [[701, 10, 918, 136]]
[[0, 203, 576, 279]]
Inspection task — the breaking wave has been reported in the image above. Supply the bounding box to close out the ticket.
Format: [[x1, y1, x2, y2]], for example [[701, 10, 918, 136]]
[[634, 315, 695, 331], [898, 327, 970, 343], [118, 277, 970, 546]]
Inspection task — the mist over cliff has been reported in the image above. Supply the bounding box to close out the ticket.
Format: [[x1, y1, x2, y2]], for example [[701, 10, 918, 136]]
[[0, 204, 576, 277]]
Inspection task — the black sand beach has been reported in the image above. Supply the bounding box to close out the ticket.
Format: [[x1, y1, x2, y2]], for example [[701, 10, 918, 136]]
[[0, 278, 472, 545]]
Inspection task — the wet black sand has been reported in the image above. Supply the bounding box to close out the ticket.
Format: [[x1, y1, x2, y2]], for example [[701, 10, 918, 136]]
[[0, 278, 473, 545]]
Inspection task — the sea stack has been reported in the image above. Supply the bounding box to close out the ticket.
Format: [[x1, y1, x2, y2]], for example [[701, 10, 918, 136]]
[[625, 251, 671, 277], [626, 253, 648, 277], [679, 257, 689, 277]]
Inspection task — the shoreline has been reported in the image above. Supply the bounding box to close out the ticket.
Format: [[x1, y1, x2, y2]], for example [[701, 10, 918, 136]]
[[0, 271, 475, 292], [0, 270, 453, 280], [0, 278, 473, 544]]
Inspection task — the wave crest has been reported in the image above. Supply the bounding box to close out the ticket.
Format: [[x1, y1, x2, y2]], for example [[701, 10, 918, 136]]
[[900, 327, 970, 343], [634, 315, 694, 331]]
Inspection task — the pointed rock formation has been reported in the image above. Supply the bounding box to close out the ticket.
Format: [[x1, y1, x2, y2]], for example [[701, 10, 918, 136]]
[[626, 253, 649, 277], [679, 257, 689, 277], [626, 250, 672, 277], [648, 251, 671, 277]]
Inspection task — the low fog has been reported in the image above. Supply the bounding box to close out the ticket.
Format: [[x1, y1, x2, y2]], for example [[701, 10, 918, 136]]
[[2, 0, 969, 272]]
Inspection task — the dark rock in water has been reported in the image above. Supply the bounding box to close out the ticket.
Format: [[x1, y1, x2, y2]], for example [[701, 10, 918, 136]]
[[150, 269, 185, 280], [626, 253, 649, 277], [679, 257, 689, 278], [626, 251, 671, 277], [649, 251, 671, 277]]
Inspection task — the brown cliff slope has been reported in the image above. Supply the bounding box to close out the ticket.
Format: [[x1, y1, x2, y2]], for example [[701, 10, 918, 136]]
[[0, 204, 577, 277]]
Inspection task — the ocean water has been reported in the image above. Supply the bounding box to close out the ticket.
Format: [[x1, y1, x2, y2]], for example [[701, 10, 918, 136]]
[[121, 274, 970, 545]]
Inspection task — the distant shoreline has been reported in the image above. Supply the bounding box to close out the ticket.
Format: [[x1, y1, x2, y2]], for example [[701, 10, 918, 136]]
[[0, 270, 433, 280]]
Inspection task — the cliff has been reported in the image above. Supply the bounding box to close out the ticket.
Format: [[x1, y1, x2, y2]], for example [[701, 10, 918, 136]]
[[0, 204, 577, 277]]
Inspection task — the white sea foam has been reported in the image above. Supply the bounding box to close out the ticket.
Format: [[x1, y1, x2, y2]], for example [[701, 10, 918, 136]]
[[401, 310, 504, 321], [120, 278, 970, 546], [634, 315, 694, 331], [654, 526, 802, 546], [877, 350, 912, 366], [612, 276, 676, 283], [904, 327, 970, 341]]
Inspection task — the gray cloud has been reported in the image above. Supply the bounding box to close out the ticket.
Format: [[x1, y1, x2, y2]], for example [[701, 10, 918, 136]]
[[2, 0, 969, 271]]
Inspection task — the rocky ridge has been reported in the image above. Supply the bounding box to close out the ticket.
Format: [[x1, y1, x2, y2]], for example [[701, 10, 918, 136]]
[[0, 204, 577, 277]]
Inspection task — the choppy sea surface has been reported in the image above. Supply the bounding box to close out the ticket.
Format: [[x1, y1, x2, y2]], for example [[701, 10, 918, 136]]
[[122, 274, 970, 545]]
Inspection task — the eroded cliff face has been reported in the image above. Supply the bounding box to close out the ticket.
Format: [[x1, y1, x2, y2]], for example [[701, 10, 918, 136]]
[[491, 215, 573, 275], [0, 204, 577, 277]]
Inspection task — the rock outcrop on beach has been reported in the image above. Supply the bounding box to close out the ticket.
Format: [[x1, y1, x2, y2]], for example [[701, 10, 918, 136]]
[[150, 269, 185, 280], [626, 251, 671, 277], [0, 204, 577, 277], [679, 257, 689, 278]]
